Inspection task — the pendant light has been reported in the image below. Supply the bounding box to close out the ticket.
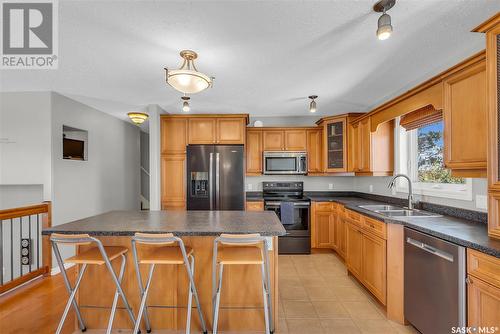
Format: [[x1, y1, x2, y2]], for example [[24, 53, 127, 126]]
[[182, 96, 190, 112], [373, 0, 395, 40], [127, 112, 148, 125], [308, 95, 318, 113], [165, 50, 214, 94]]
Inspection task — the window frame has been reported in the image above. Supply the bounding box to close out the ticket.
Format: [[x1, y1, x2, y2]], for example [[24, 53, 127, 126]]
[[394, 118, 473, 201]]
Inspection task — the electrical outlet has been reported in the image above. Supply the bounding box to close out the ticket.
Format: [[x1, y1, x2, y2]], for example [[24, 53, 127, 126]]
[[247, 183, 253, 191], [369, 185, 373, 193], [391, 187, 397, 195], [476, 195, 487, 210], [328, 183, 334, 190]]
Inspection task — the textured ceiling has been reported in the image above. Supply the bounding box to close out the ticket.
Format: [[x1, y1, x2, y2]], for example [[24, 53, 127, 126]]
[[1, 1, 499, 121]]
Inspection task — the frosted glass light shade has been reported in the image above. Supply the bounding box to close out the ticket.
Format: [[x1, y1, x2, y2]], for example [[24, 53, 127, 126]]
[[167, 69, 212, 94]]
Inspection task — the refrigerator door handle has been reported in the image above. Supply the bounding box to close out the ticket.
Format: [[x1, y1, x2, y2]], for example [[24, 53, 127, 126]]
[[209, 152, 214, 210], [216, 152, 220, 210]]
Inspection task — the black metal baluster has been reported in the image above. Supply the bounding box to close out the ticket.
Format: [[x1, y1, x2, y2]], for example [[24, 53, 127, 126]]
[[28, 215, 32, 273], [36, 214, 40, 270], [10, 218, 13, 282], [20, 217, 23, 276]]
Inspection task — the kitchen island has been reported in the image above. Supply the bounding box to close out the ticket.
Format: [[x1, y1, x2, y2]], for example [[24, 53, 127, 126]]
[[43, 210, 285, 332]]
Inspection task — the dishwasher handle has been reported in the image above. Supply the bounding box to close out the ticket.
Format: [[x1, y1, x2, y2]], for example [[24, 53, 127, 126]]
[[406, 237, 454, 262]]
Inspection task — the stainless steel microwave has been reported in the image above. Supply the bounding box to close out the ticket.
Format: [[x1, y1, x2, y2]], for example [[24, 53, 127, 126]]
[[263, 151, 307, 175]]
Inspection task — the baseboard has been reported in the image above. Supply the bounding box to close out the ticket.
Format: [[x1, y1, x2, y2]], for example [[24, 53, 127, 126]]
[[50, 263, 75, 276]]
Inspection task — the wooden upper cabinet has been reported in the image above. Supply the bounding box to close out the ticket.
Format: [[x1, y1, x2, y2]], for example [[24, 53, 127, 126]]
[[348, 122, 359, 172], [263, 130, 285, 151], [246, 129, 263, 175], [443, 56, 487, 178], [217, 118, 246, 144], [351, 117, 394, 176], [161, 117, 187, 154], [307, 129, 323, 173], [474, 14, 500, 240], [188, 118, 217, 144], [161, 154, 185, 203], [284, 130, 307, 151]]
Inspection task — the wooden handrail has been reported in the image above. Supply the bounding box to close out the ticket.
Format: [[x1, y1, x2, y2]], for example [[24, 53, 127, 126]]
[[0, 203, 50, 221]]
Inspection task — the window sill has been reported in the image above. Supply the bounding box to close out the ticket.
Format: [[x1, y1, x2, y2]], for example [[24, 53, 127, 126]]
[[396, 183, 473, 201]]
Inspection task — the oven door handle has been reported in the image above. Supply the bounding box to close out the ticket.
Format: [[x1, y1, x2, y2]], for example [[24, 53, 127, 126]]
[[265, 201, 310, 207]]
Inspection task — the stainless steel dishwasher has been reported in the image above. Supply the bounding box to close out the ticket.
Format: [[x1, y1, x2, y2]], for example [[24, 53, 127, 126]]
[[404, 228, 466, 334]]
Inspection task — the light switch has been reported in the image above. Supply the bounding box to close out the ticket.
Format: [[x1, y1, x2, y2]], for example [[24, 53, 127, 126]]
[[247, 184, 253, 190], [328, 184, 334, 190], [476, 195, 487, 210], [369, 185, 373, 193]]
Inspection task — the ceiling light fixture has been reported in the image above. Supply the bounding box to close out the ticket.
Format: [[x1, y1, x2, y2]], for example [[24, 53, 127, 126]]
[[373, 0, 395, 40], [308, 95, 318, 113], [127, 112, 149, 125], [182, 96, 191, 112], [165, 50, 214, 94]]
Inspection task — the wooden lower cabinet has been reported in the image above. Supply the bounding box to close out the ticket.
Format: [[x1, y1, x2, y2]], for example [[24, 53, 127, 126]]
[[362, 232, 387, 304], [311, 202, 346, 258], [315, 211, 334, 248], [346, 222, 363, 279], [345, 211, 387, 305], [335, 212, 346, 258], [246, 200, 264, 211], [467, 249, 500, 328]]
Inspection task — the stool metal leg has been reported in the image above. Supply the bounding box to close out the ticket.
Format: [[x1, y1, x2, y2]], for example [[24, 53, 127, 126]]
[[263, 247, 274, 333], [106, 254, 127, 334], [133, 264, 155, 334], [183, 253, 207, 334], [132, 240, 152, 333], [261, 263, 270, 334], [52, 242, 87, 333], [186, 256, 194, 334], [212, 263, 224, 334], [100, 250, 137, 330], [56, 263, 88, 334]]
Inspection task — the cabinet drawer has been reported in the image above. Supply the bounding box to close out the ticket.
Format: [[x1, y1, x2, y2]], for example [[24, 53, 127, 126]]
[[246, 201, 264, 211], [345, 209, 362, 227], [315, 202, 334, 212], [468, 249, 500, 288], [363, 216, 387, 240]]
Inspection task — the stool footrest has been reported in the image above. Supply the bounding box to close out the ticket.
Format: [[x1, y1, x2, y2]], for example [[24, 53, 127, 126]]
[[219, 306, 267, 310], [146, 305, 201, 309]]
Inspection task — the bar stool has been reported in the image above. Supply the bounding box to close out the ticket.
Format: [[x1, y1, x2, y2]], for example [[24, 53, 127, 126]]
[[212, 233, 273, 334], [50, 233, 138, 334], [131, 233, 208, 334]]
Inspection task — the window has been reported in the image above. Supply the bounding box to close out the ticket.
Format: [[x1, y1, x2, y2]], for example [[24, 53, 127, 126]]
[[396, 118, 472, 200]]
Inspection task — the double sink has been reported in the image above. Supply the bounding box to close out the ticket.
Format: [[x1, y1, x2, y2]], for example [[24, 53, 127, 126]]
[[359, 205, 442, 218]]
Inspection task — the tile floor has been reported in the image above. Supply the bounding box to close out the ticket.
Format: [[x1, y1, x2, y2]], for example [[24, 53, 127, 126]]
[[277, 251, 420, 334]]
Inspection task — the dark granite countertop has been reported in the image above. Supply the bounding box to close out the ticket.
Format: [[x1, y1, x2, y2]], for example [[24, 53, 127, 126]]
[[305, 193, 500, 258], [42, 210, 286, 237]]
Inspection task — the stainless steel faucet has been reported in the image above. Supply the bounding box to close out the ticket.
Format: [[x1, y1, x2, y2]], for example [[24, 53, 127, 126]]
[[388, 174, 414, 209]]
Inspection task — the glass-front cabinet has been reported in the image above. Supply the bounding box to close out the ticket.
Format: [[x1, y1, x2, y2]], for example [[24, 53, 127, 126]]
[[318, 116, 347, 173], [326, 119, 346, 171]]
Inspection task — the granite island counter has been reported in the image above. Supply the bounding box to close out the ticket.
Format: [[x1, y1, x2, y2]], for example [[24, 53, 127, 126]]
[[43, 210, 285, 333]]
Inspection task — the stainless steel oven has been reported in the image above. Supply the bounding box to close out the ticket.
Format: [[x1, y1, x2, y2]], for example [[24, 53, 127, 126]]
[[263, 182, 311, 254], [263, 151, 307, 175]]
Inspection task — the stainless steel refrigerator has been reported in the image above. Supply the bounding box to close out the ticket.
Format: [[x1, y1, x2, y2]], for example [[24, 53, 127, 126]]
[[187, 145, 244, 210]]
